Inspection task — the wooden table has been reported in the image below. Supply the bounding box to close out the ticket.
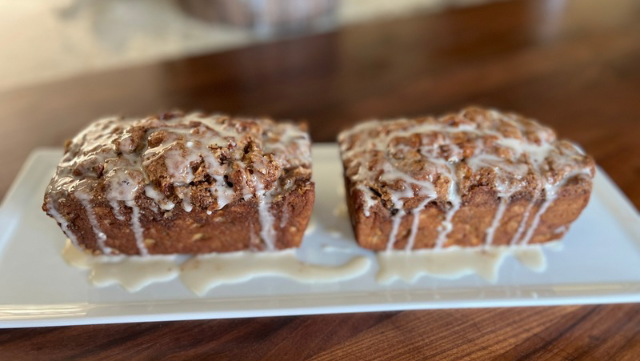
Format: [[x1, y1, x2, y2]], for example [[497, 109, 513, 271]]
[[1, 0, 640, 359]]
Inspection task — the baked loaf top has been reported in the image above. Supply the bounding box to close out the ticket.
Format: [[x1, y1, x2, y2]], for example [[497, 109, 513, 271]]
[[44, 111, 312, 254], [338, 107, 595, 249]]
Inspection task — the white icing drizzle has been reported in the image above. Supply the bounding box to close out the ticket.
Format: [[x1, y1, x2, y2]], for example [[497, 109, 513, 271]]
[[377, 244, 551, 284], [435, 201, 461, 248], [485, 192, 512, 246], [434, 161, 462, 248], [61, 233, 560, 294], [45, 112, 312, 255], [62, 241, 178, 292], [161, 148, 199, 211], [381, 163, 437, 250], [181, 189, 193, 212], [125, 200, 148, 256], [78, 197, 112, 255], [212, 182, 235, 210], [405, 196, 435, 251], [255, 179, 277, 251], [248, 223, 260, 251], [510, 198, 536, 245], [280, 207, 291, 228], [377, 247, 509, 283], [519, 170, 591, 245], [46, 201, 79, 248], [554, 225, 568, 234], [61, 240, 370, 295], [387, 212, 403, 251], [144, 185, 175, 211], [361, 189, 376, 217], [513, 246, 546, 272], [339, 107, 595, 250], [109, 200, 125, 221], [264, 122, 312, 169], [520, 195, 554, 245]]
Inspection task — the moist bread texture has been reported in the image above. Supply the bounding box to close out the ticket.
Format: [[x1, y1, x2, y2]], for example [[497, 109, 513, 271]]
[[43, 111, 314, 255], [338, 107, 595, 251]]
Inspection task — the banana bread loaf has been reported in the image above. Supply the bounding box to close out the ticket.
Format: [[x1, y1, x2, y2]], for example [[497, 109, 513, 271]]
[[338, 107, 595, 251], [43, 111, 314, 255]]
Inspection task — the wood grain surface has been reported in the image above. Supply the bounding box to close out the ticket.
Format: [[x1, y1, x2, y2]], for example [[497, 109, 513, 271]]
[[1, 0, 640, 359]]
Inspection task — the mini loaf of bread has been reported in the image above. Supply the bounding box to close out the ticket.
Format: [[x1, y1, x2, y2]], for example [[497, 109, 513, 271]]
[[43, 111, 314, 255], [338, 107, 595, 251]]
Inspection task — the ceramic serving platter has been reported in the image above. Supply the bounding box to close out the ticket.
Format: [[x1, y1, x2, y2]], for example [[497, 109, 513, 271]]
[[1, 145, 639, 328]]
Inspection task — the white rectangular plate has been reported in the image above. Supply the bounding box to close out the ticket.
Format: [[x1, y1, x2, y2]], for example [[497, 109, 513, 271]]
[[1, 145, 640, 328]]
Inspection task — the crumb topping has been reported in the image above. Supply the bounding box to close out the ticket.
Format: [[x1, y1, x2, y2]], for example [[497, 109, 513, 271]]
[[338, 107, 595, 250], [44, 111, 312, 254]]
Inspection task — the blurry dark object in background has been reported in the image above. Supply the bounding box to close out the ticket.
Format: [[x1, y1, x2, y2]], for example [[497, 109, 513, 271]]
[[177, 0, 337, 38]]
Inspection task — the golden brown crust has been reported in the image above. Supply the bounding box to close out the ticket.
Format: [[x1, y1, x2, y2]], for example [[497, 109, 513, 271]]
[[345, 175, 592, 250], [339, 107, 595, 250], [43, 111, 314, 255], [46, 182, 314, 255]]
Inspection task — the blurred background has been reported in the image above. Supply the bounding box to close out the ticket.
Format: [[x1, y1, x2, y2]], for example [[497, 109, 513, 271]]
[[3, 0, 491, 92], [1, 0, 639, 201]]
